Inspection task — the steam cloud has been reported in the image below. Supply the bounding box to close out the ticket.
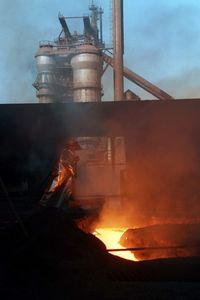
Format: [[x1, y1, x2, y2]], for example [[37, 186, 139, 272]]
[[96, 101, 200, 229]]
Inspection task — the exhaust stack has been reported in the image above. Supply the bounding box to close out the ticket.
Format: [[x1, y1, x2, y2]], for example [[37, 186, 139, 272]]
[[113, 0, 124, 101]]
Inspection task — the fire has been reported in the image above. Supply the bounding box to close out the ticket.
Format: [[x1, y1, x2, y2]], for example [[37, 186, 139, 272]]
[[94, 228, 137, 261]]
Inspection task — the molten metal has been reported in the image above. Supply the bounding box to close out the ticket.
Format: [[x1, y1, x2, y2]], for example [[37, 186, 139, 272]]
[[94, 228, 137, 261]]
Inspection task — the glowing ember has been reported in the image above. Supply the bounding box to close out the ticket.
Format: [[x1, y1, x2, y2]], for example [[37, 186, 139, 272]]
[[94, 228, 137, 261]]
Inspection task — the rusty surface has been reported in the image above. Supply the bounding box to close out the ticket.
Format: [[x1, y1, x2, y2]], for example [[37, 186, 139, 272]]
[[113, 0, 124, 101], [103, 53, 174, 100]]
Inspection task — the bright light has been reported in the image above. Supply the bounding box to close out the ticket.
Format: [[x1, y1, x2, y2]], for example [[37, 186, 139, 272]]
[[94, 227, 138, 261]]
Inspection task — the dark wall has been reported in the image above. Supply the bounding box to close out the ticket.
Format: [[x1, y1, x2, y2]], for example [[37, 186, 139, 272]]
[[125, 100, 200, 222], [0, 100, 200, 212]]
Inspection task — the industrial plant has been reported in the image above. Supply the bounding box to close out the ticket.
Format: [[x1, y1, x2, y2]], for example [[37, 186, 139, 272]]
[[32, 1, 175, 214], [1, 0, 200, 298]]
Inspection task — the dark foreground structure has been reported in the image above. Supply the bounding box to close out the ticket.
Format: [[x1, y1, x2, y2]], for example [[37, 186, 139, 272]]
[[1, 209, 200, 299], [1, 100, 200, 298]]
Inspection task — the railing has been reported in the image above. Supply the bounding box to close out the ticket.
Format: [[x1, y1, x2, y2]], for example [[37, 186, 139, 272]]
[[39, 40, 55, 47]]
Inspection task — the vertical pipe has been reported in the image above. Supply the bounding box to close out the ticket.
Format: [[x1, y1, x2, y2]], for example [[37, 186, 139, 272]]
[[113, 0, 124, 101], [111, 136, 116, 171], [99, 8, 103, 45]]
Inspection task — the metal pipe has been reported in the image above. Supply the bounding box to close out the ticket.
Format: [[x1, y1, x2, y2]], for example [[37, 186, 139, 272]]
[[107, 245, 200, 252], [99, 7, 103, 45], [103, 53, 174, 100], [122, 65, 174, 100], [113, 0, 124, 101]]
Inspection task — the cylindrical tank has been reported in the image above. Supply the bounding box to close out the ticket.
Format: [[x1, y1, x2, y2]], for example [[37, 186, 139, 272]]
[[34, 43, 57, 103], [71, 45, 102, 102]]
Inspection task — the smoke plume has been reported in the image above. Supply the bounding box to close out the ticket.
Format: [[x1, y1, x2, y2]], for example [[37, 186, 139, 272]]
[[124, 0, 200, 99]]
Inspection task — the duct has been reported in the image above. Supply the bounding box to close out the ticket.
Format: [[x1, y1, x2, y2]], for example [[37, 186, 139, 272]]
[[83, 16, 98, 42], [58, 14, 72, 41], [103, 53, 174, 100]]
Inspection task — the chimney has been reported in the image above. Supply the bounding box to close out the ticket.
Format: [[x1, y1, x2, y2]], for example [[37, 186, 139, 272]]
[[113, 0, 124, 101]]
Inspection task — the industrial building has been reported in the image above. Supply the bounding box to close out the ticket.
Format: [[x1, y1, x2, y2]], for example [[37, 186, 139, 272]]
[[32, 1, 175, 213], [1, 1, 200, 298]]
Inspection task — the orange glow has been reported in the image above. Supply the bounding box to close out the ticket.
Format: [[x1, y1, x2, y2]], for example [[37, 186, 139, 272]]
[[94, 228, 138, 261]]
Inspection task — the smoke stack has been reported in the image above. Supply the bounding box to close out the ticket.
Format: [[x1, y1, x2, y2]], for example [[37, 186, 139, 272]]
[[113, 0, 124, 101]]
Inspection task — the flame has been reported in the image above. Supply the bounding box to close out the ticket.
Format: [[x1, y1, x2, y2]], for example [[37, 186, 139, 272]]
[[94, 228, 138, 261]]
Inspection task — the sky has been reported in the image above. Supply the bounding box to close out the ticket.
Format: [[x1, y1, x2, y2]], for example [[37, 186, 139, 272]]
[[0, 0, 200, 103]]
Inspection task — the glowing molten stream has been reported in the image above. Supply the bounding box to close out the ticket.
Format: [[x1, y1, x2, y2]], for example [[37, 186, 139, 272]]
[[94, 228, 137, 261]]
